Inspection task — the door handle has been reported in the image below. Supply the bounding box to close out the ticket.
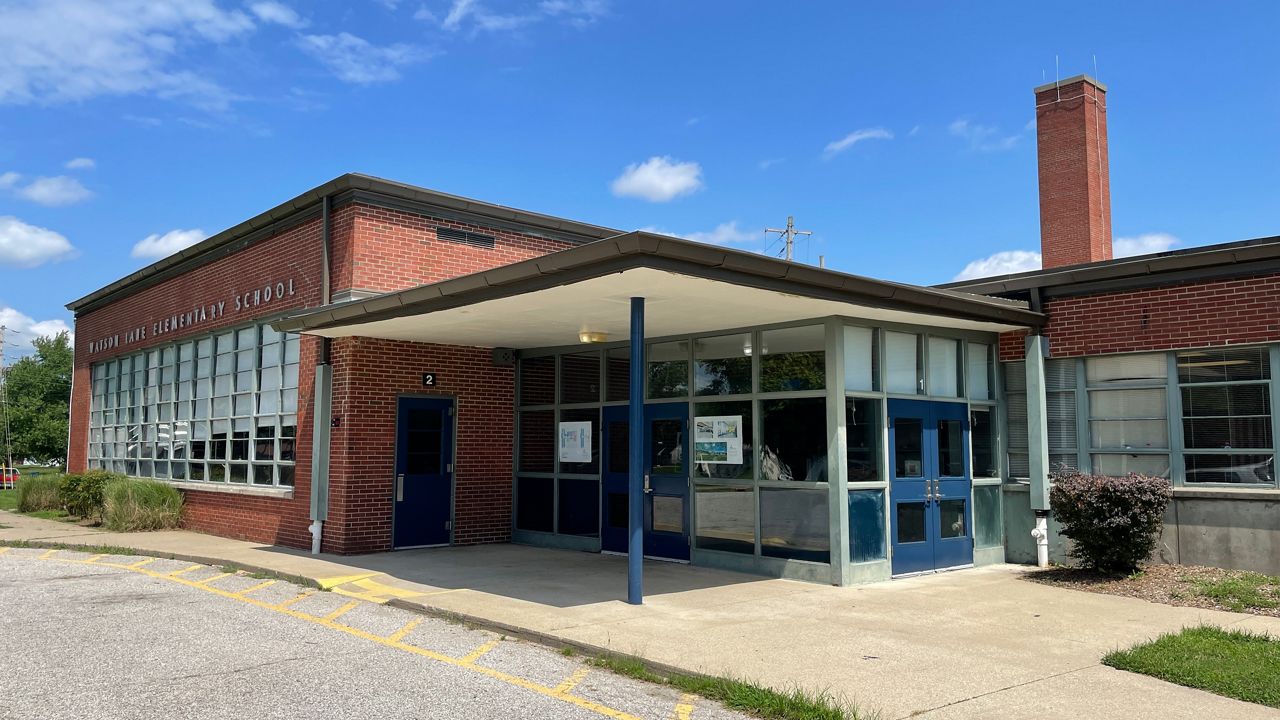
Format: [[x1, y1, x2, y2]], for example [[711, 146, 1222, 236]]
[[643, 474, 652, 494], [396, 474, 404, 502]]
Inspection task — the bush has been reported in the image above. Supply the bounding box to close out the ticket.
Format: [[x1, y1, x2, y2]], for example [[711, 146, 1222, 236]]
[[59, 470, 125, 520], [1050, 471, 1172, 573], [102, 478, 184, 532], [16, 474, 62, 512]]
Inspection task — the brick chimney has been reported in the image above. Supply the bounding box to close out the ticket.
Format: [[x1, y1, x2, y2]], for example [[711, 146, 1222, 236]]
[[1035, 74, 1112, 268]]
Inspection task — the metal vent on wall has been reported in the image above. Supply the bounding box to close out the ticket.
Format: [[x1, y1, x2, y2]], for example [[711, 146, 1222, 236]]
[[437, 226, 496, 249]]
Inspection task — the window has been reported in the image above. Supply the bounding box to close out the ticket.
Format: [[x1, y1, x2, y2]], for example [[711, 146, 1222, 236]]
[[1088, 353, 1169, 478], [846, 398, 881, 482], [760, 487, 829, 562], [1178, 347, 1273, 484], [694, 401, 753, 480], [971, 407, 998, 478], [1003, 358, 1078, 477], [761, 397, 827, 482], [560, 351, 600, 404], [885, 332, 921, 394], [843, 326, 878, 392], [87, 323, 299, 486], [927, 337, 962, 397], [967, 343, 994, 400], [695, 485, 754, 554], [647, 341, 688, 398], [759, 325, 825, 392], [695, 333, 751, 396]]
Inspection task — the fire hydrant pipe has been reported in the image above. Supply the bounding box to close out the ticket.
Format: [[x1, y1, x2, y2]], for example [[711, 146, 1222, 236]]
[[309, 520, 323, 555], [1030, 515, 1049, 568]]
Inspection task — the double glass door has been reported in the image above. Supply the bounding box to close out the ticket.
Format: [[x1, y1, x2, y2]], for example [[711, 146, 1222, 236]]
[[601, 403, 690, 561], [888, 399, 973, 575]]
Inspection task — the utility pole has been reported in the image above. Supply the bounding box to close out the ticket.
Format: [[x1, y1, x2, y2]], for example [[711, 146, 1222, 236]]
[[0, 325, 10, 472], [764, 215, 812, 262]]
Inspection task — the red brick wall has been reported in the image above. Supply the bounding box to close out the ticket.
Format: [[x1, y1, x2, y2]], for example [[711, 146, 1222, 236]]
[[1036, 77, 1112, 269], [998, 272, 1280, 362], [325, 337, 515, 552]]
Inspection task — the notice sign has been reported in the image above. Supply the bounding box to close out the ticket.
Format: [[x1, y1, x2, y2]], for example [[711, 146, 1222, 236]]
[[694, 415, 744, 465], [558, 421, 592, 463]]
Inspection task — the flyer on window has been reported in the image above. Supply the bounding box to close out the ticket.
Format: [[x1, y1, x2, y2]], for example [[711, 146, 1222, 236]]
[[693, 415, 743, 464], [558, 421, 592, 463]]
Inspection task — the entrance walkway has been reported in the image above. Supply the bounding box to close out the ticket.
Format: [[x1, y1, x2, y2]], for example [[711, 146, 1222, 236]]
[[3, 512, 1276, 719]]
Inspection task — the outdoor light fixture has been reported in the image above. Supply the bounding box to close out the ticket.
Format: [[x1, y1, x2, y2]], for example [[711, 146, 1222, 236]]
[[578, 330, 609, 344], [743, 339, 752, 355]]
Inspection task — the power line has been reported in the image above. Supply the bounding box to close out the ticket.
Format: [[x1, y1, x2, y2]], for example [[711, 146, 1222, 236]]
[[763, 215, 812, 262]]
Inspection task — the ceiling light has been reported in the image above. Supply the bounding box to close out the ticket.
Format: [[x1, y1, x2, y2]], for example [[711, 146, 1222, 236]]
[[578, 330, 609, 344]]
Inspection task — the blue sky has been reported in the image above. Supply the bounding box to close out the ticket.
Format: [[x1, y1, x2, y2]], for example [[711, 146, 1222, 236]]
[[1, 1, 1277, 353]]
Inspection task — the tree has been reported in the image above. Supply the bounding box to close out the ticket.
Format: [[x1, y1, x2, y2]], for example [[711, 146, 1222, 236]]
[[4, 332, 72, 465]]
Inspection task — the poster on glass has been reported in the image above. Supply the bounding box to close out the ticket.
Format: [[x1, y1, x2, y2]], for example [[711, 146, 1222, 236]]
[[694, 415, 743, 465], [558, 421, 592, 463]]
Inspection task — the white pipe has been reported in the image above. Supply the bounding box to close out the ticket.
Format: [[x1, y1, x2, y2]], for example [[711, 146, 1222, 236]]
[[309, 520, 323, 555], [1030, 516, 1049, 568]]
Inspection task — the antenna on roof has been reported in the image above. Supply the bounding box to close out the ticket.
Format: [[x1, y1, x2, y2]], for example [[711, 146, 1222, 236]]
[[764, 216, 812, 262], [1055, 54, 1061, 101], [1093, 53, 1099, 81]]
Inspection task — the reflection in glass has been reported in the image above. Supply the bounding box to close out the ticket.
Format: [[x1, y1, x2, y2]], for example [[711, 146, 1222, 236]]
[[1090, 453, 1170, 477], [846, 398, 881, 482], [896, 503, 926, 544], [974, 485, 1002, 547], [761, 398, 827, 482], [1185, 453, 1274, 484], [938, 419, 964, 476], [849, 490, 886, 562], [695, 333, 751, 395], [759, 326, 825, 393], [651, 495, 684, 534], [939, 499, 966, 538], [695, 485, 754, 554], [760, 487, 829, 562], [894, 418, 923, 478], [650, 419, 684, 474], [647, 341, 689, 398], [971, 408, 997, 478]]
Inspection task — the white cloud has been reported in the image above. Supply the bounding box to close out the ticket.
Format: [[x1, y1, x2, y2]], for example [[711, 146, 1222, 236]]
[[249, 1, 307, 28], [1114, 232, 1179, 257], [297, 33, 432, 84], [610, 156, 703, 202], [64, 157, 96, 170], [0, 173, 19, 189], [0, 0, 257, 111], [539, 0, 608, 27], [641, 221, 759, 249], [0, 306, 73, 353], [413, 4, 438, 21], [131, 228, 209, 259], [952, 250, 1042, 281], [823, 127, 893, 159], [430, 0, 606, 33], [949, 119, 1022, 152], [0, 216, 78, 267], [14, 176, 93, 206], [758, 158, 784, 171]]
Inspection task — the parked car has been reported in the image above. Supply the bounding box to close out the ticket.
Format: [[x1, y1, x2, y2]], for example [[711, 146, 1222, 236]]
[[0, 467, 19, 490]]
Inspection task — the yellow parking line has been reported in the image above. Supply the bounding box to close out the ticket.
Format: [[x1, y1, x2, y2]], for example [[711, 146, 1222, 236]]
[[315, 572, 382, 590], [129, 558, 157, 569], [673, 693, 696, 720], [38, 549, 57, 559], [197, 572, 232, 585], [236, 579, 277, 596], [0, 547, 11, 556], [276, 590, 315, 609], [85, 553, 107, 563], [554, 667, 591, 695], [169, 564, 203, 576], [31, 555, 644, 720], [387, 618, 423, 643], [323, 600, 360, 622], [461, 638, 501, 663]]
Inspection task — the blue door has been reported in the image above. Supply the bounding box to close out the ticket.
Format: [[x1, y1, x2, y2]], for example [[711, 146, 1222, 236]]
[[888, 399, 973, 575], [600, 403, 690, 561], [393, 397, 454, 548]]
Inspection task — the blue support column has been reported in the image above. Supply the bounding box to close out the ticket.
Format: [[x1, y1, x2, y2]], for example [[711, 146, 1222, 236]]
[[627, 297, 645, 605]]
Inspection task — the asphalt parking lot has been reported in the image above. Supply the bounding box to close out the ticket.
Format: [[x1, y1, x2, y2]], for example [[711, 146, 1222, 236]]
[[0, 547, 747, 720]]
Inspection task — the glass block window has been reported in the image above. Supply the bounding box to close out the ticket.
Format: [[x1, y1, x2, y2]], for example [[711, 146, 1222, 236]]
[[1087, 353, 1168, 478], [1178, 347, 1274, 484], [87, 323, 300, 486]]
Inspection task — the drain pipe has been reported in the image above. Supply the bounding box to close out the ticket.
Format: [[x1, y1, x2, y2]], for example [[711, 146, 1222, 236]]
[[1031, 510, 1050, 568], [308, 194, 334, 554]]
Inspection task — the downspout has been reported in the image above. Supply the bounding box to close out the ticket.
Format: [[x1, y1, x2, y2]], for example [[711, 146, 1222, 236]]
[[1025, 288, 1051, 567], [309, 195, 334, 554]]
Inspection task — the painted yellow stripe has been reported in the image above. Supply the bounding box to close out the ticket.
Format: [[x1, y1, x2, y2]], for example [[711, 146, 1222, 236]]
[[387, 619, 423, 643], [169, 564, 203, 576], [196, 572, 232, 585], [0, 546, 11, 556], [236, 579, 277, 596], [554, 667, 591, 695], [323, 600, 360, 622], [276, 591, 315, 609], [38, 549, 57, 559], [461, 638, 502, 663], [315, 572, 382, 590], [85, 553, 107, 563], [36, 556, 644, 720], [128, 558, 157, 569], [673, 693, 696, 720]]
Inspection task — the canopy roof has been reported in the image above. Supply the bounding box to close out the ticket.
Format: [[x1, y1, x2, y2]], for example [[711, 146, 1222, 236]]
[[274, 232, 1043, 348]]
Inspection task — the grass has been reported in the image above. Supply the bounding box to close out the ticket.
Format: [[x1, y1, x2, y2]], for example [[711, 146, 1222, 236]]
[[25, 509, 71, 521], [587, 654, 861, 720], [1105, 626, 1280, 708], [102, 478, 183, 532], [0, 539, 142, 555], [1194, 572, 1280, 612], [0, 488, 15, 511]]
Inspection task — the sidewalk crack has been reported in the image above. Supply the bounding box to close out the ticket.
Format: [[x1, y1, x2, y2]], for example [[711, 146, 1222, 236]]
[[901, 663, 1099, 718]]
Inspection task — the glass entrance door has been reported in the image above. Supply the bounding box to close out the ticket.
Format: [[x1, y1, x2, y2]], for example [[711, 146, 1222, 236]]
[[600, 403, 690, 561], [888, 399, 973, 575]]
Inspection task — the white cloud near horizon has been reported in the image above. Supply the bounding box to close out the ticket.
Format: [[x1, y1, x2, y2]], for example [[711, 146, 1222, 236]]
[[0, 216, 78, 267], [13, 175, 93, 206], [610, 156, 703, 202], [64, 157, 96, 170], [431, 0, 607, 33], [250, 1, 308, 28], [823, 127, 892, 159], [949, 118, 1022, 152], [952, 233, 1182, 281], [0, 305, 74, 353], [297, 33, 433, 84], [131, 228, 209, 259]]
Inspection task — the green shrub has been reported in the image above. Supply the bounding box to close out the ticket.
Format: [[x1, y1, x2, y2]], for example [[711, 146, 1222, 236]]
[[16, 474, 62, 512], [59, 470, 124, 520], [1050, 471, 1172, 573], [103, 478, 184, 532]]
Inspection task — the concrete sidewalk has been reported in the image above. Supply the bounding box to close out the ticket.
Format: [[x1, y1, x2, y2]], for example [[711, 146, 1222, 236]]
[[3, 511, 1277, 720]]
